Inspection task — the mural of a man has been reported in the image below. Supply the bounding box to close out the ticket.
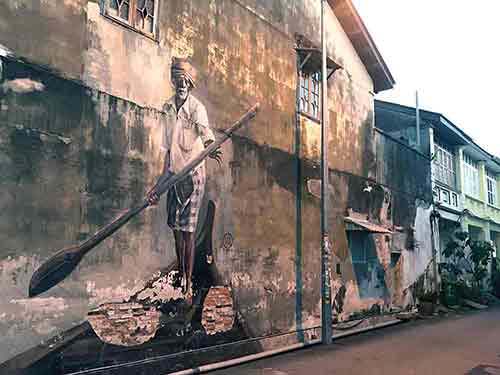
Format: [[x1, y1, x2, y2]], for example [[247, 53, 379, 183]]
[[148, 57, 221, 303]]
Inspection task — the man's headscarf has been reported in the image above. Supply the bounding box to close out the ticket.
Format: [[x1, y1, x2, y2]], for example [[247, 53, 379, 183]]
[[171, 57, 197, 88]]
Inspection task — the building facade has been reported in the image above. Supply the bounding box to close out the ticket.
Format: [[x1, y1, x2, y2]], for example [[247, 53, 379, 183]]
[[375, 100, 500, 274], [0, 1, 441, 373]]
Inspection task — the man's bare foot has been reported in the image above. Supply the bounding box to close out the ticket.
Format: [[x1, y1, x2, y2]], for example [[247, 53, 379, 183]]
[[180, 276, 187, 294], [184, 287, 193, 306], [172, 271, 183, 289]]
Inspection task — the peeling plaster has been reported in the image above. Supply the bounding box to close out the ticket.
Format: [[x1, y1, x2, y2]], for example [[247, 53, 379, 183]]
[[339, 280, 382, 320], [62, 0, 84, 13], [0, 43, 13, 57], [1, 78, 45, 94], [0, 256, 89, 362], [165, 24, 196, 59], [10, 124, 72, 145], [85, 280, 143, 305], [231, 271, 253, 289], [401, 203, 434, 296], [135, 271, 184, 303], [10, 297, 68, 315], [85, 269, 189, 347], [208, 42, 229, 82]]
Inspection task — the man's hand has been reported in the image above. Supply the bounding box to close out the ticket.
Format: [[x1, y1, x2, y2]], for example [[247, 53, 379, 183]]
[[204, 140, 223, 166], [147, 191, 160, 206], [147, 170, 173, 206]]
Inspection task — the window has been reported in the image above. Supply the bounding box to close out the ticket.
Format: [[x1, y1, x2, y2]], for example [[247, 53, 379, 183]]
[[487, 170, 498, 206], [463, 154, 480, 199], [433, 141, 456, 188], [349, 231, 369, 264], [295, 43, 341, 122], [299, 72, 321, 120], [105, 0, 158, 37], [434, 185, 459, 209], [346, 231, 388, 299], [441, 189, 450, 205]]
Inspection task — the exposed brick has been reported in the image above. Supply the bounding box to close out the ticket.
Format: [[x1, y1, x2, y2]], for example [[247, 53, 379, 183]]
[[202, 286, 235, 335], [87, 302, 161, 347]]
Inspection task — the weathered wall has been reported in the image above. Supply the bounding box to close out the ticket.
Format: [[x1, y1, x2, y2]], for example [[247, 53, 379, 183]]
[[401, 204, 435, 303], [83, 1, 171, 109], [0, 58, 174, 363], [0, 0, 434, 372], [0, 0, 374, 162], [375, 129, 434, 306], [324, 129, 433, 318], [374, 100, 432, 156], [0, 0, 87, 79]]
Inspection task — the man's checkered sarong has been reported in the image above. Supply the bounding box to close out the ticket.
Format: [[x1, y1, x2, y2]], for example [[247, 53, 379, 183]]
[[166, 165, 205, 233]]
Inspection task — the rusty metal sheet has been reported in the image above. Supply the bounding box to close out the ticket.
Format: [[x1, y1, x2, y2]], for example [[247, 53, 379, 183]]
[[345, 216, 392, 234]]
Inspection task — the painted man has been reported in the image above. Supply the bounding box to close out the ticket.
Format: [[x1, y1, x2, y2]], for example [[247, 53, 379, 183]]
[[148, 57, 221, 302]]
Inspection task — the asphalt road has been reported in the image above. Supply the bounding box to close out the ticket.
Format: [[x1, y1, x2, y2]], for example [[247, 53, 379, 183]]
[[210, 307, 500, 375]]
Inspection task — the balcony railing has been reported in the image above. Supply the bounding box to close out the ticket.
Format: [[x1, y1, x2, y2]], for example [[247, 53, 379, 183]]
[[434, 183, 461, 211]]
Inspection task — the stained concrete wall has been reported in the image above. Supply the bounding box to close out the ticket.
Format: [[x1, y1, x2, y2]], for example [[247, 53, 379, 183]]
[[0, 0, 87, 80], [0, 0, 374, 157], [0, 58, 174, 363], [375, 100, 432, 156], [322, 129, 433, 319], [0, 0, 433, 371]]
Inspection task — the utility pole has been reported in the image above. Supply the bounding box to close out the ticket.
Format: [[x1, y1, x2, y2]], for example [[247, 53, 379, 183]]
[[416, 90, 421, 149], [320, 0, 332, 345]]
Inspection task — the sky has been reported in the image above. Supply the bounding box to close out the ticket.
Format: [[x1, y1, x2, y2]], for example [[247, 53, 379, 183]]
[[351, 1, 500, 157]]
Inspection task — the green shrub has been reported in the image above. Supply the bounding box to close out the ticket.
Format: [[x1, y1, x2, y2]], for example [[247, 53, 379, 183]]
[[440, 232, 494, 302]]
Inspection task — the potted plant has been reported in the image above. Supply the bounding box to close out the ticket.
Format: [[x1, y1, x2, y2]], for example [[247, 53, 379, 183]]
[[418, 291, 438, 315]]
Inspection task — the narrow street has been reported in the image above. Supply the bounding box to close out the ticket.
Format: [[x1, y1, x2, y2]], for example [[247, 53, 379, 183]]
[[211, 307, 500, 375]]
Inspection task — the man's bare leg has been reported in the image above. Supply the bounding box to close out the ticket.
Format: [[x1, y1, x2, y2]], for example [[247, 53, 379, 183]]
[[173, 230, 185, 289], [183, 231, 196, 303]]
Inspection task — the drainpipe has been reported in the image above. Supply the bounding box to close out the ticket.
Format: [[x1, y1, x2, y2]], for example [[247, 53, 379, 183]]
[[430, 209, 440, 301], [320, 0, 332, 344]]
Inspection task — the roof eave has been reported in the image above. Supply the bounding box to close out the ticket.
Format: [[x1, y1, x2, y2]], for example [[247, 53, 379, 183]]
[[330, 0, 395, 93], [375, 100, 500, 169]]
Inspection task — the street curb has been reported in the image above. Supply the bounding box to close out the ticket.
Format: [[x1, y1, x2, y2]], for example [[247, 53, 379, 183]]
[[168, 319, 404, 375], [332, 319, 403, 340]]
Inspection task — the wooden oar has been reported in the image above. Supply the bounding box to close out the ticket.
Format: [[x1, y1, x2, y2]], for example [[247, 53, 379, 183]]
[[28, 103, 260, 298]]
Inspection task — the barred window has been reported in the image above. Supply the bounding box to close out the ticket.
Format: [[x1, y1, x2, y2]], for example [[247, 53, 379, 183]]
[[105, 0, 158, 37], [434, 185, 459, 208], [463, 154, 480, 199], [487, 170, 498, 206], [295, 44, 341, 122], [433, 141, 456, 188], [299, 72, 321, 120]]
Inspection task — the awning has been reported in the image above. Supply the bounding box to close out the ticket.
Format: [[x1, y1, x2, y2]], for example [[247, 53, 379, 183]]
[[437, 209, 460, 222], [296, 47, 343, 79], [345, 216, 392, 234]]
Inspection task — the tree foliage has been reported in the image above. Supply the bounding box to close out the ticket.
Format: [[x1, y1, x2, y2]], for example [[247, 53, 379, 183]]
[[442, 232, 494, 289]]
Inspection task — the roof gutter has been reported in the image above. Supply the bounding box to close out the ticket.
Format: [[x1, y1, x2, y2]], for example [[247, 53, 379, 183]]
[[330, 0, 395, 92]]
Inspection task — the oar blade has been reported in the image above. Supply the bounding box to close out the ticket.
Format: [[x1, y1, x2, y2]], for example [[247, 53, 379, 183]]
[[28, 247, 84, 298]]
